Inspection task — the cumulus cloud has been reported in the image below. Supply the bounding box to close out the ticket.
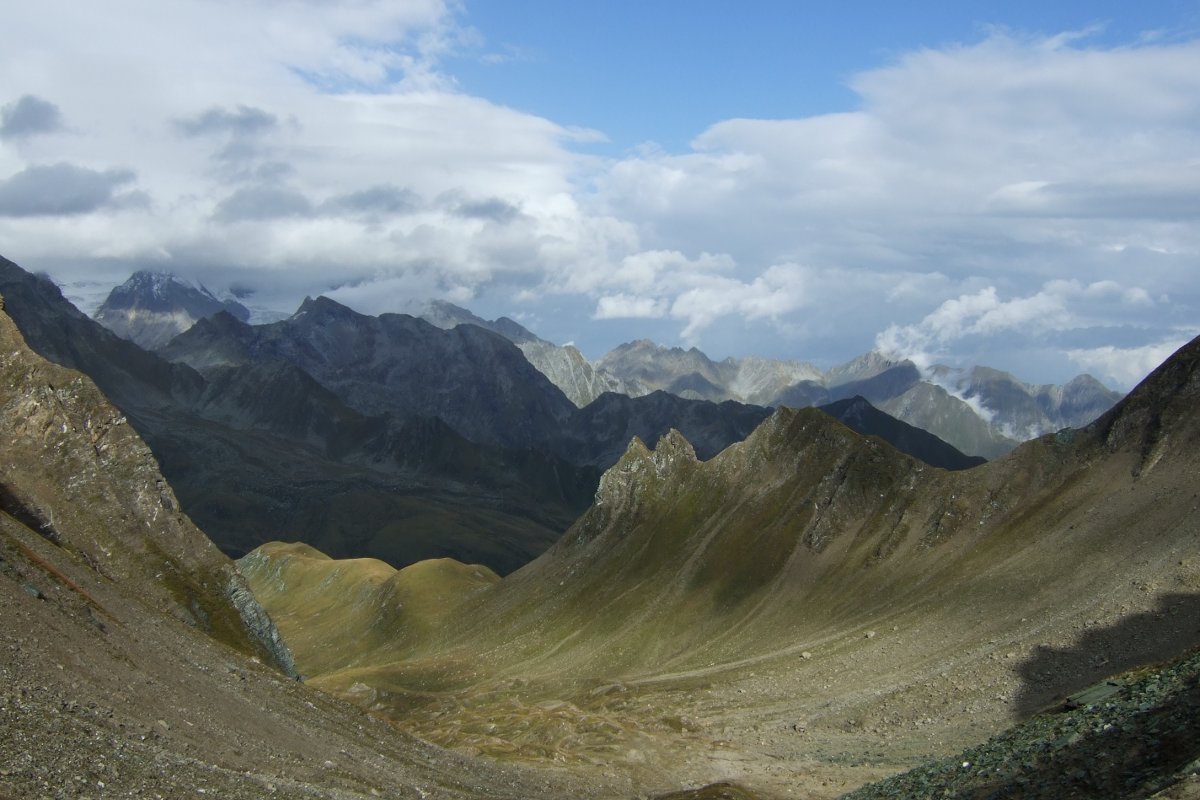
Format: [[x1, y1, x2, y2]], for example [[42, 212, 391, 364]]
[[448, 196, 522, 223], [174, 105, 279, 138], [322, 184, 421, 217], [874, 279, 1167, 371], [1068, 337, 1196, 389], [669, 263, 809, 340], [0, 163, 137, 216], [0, 94, 64, 140]]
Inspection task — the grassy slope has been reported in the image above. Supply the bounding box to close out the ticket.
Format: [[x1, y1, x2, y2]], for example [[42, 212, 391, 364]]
[[243, 338, 1200, 798]]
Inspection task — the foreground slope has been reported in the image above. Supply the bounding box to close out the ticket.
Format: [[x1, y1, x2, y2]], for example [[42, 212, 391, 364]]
[[245, 336, 1200, 797], [0, 291, 605, 799]]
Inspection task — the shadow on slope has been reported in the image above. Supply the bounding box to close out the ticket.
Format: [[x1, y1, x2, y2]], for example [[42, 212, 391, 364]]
[[850, 640, 1200, 800], [1014, 592, 1200, 718]]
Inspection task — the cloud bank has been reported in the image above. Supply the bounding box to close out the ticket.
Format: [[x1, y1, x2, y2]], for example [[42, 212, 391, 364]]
[[0, 4, 1196, 388]]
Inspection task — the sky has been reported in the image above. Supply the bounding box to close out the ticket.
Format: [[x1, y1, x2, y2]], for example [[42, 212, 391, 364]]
[[1, 1, 1199, 390]]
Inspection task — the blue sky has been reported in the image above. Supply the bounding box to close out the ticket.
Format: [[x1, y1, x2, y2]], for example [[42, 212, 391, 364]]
[[1, 1, 1198, 389], [451, 1, 1200, 152]]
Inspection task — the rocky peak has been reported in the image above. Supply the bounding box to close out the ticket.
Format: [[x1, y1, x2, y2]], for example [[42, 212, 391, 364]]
[[651, 428, 698, 477], [593, 428, 701, 511], [292, 295, 363, 322], [94, 270, 250, 350]]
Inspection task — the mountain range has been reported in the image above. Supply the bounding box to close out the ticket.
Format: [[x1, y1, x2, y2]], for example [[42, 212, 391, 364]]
[[96, 272, 1121, 462], [241, 329, 1200, 798], [4, 254, 1200, 798], [94, 270, 252, 350], [30, 263, 999, 574], [415, 301, 1120, 460], [0, 279, 600, 800]]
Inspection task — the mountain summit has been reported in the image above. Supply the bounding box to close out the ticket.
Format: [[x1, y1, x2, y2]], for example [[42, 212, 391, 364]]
[[95, 270, 250, 350]]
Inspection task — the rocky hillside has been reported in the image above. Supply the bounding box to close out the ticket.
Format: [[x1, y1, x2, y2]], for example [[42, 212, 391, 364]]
[[244, 335, 1200, 798], [0, 289, 609, 800], [0, 290, 286, 668], [95, 269, 251, 350]]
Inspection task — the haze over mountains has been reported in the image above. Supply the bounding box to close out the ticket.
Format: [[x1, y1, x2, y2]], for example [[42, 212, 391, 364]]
[[97, 270, 1120, 462]]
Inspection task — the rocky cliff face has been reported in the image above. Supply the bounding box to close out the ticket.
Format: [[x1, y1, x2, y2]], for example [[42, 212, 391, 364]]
[[0, 289, 289, 669]]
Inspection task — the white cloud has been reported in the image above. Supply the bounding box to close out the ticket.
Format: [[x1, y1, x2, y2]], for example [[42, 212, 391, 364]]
[[875, 279, 1166, 373], [1068, 337, 1196, 389], [0, 12, 1195, 386], [593, 294, 668, 320]]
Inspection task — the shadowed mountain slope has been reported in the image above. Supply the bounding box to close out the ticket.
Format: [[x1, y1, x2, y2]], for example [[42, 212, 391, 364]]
[[162, 296, 578, 451], [0, 256, 596, 574], [818, 396, 986, 471], [244, 335, 1200, 797], [417, 299, 638, 407]]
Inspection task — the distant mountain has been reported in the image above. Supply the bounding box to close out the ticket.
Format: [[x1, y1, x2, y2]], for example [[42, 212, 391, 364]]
[[0, 257, 597, 574], [561, 390, 773, 468], [163, 296, 578, 451], [598, 339, 821, 406], [598, 342, 1121, 459], [818, 396, 986, 471], [417, 299, 638, 407], [927, 364, 1123, 441], [95, 270, 251, 350], [87, 273, 1121, 460]]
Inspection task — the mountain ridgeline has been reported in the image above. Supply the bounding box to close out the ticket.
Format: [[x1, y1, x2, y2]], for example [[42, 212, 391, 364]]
[[4, 250, 1199, 798], [242, 332, 1200, 798], [9, 257, 1120, 576], [3, 258, 775, 573], [418, 306, 1121, 460]]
